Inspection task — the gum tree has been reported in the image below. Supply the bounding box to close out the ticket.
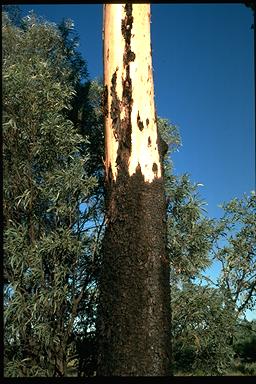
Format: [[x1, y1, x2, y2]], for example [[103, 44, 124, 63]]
[[97, 3, 171, 376], [3, 11, 99, 377]]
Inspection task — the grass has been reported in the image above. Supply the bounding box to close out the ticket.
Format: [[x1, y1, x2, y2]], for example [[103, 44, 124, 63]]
[[226, 361, 256, 376], [174, 361, 256, 376]]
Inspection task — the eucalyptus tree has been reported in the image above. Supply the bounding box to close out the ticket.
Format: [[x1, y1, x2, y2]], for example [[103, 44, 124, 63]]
[[97, 3, 171, 376], [211, 193, 256, 318], [3, 11, 100, 377], [169, 191, 256, 375]]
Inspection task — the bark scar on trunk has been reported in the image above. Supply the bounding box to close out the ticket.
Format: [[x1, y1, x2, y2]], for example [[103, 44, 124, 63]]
[[137, 111, 144, 131], [121, 4, 136, 67], [110, 69, 121, 142], [152, 162, 158, 177], [114, 3, 136, 170], [103, 85, 109, 117]]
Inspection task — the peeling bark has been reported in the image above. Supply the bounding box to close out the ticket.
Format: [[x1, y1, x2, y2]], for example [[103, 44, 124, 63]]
[[97, 4, 171, 376]]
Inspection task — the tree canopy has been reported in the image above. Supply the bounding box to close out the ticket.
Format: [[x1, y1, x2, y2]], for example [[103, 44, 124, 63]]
[[3, 9, 102, 376]]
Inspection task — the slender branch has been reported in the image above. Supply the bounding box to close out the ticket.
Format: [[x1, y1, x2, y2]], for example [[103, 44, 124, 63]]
[[234, 268, 247, 303], [237, 280, 256, 314]]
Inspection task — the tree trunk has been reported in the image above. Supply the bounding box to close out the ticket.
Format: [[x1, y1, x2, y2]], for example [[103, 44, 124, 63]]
[[97, 3, 171, 376]]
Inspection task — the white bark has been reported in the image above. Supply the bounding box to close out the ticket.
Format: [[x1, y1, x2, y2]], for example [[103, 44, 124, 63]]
[[103, 4, 161, 183]]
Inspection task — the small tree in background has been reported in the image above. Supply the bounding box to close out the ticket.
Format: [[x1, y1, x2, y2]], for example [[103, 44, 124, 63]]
[[168, 190, 256, 375], [213, 193, 256, 318], [3, 10, 102, 376]]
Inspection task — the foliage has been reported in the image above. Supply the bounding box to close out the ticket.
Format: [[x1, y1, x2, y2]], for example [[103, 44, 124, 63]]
[[160, 121, 256, 375], [166, 174, 216, 279], [2, 5, 22, 27], [213, 193, 256, 317], [157, 117, 181, 159], [170, 192, 256, 376], [3, 10, 101, 377], [233, 319, 256, 362], [158, 118, 216, 280], [172, 282, 236, 375], [158, 118, 236, 375], [69, 78, 105, 185]]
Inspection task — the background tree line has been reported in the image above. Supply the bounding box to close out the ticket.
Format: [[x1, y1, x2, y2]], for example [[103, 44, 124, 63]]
[[3, 6, 256, 376]]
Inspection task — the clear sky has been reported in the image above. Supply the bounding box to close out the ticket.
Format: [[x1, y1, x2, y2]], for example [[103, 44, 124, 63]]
[[18, 4, 255, 319]]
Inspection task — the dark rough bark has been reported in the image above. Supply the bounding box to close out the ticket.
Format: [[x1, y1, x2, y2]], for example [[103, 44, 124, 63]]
[[97, 164, 171, 376]]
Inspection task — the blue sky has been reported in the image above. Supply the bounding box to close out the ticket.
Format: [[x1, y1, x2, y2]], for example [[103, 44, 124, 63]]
[[18, 4, 255, 319]]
